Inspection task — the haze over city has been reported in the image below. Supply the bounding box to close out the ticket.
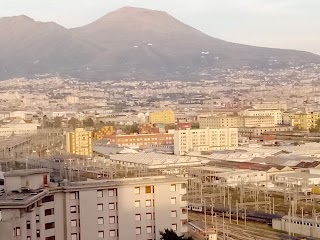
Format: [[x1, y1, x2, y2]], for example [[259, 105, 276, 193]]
[[1, 1, 320, 240]]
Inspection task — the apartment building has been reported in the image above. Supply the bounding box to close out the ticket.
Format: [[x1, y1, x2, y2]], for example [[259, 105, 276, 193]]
[[289, 112, 320, 130], [174, 128, 238, 155], [149, 110, 175, 124], [239, 126, 294, 137], [252, 101, 288, 111], [0, 169, 188, 240], [0, 119, 39, 139], [66, 128, 93, 156], [198, 115, 275, 128], [106, 133, 174, 148], [241, 109, 283, 125], [94, 126, 114, 140]]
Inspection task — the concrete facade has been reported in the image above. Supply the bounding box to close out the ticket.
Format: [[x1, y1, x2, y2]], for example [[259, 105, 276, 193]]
[[174, 128, 238, 155], [66, 128, 93, 156], [0, 170, 188, 240]]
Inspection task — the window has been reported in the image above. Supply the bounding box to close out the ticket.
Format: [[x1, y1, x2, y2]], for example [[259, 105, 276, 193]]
[[37, 230, 40, 238], [171, 211, 177, 218], [136, 227, 141, 235], [146, 226, 152, 234], [145, 186, 152, 193], [146, 213, 152, 220], [134, 187, 140, 194], [71, 220, 77, 227], [42, 195, 54, 203], [70, 206, 77, 213], [135, 200, 140, 208], [45, 222, 55, 230], [109, 230, 116, 237], [70, 192, 77, 200], [98, 217, 104, 225], [108, 203, 115, 210], [46, 237, 55, 240], [171, 197, 176, 205], [135, 214, 141, 221], [16, 227, 21, 236], [109, 216, 115, 224], [98, 231, 104, 239], [97, 190, 103, 198], [146, 199, 152, 207], [108, 189, 115, 197], [71, 233, 77, 240], [45, 208, 54, 216], [36, 215, 40, 223], [172, 224, 177, 231], [97, 204, 103, 211], [171, 184, 176, 192], [26, 220, 31, 229]]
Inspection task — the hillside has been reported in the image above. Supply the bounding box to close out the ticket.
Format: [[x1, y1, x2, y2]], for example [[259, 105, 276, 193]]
[[1, 7, 319, 80]]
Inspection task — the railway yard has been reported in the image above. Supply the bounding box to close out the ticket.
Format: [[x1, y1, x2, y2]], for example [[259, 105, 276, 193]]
[[188, 212, 316, 240]]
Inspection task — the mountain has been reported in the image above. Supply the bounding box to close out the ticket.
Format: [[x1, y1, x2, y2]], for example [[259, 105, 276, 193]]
[[1, 7, 320, 80], [0, 15, 102, 79]]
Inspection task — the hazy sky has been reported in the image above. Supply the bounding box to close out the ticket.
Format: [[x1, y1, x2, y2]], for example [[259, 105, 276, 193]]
[[1, 0, 319, 54]]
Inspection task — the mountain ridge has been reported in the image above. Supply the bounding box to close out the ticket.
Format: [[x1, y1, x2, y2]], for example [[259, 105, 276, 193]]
[[1, 7, 319, 81]]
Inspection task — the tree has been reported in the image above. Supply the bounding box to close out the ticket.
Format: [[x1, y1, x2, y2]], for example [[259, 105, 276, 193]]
[[83, 118, 95, 128], [53, 116, 62, 128], [160, 229, 193, 240], [68, 117, 82, 129]]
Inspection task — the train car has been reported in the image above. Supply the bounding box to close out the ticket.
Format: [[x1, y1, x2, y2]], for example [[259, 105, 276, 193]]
[[189, 202, 283, 224]]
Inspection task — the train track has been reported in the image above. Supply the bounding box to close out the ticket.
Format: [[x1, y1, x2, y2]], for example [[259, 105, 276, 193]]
[[189, 212, 312, 240]]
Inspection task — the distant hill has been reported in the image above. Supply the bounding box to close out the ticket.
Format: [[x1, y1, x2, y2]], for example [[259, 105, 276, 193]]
[[1, 7, 320, 80]]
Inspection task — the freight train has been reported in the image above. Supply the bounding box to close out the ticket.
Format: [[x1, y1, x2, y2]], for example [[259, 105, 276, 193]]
[[188, 203, 283, 225]]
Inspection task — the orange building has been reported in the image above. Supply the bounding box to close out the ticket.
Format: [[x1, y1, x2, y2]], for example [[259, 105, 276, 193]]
[[94, 126, 114, 140], [138, 124, 160, 134], [106, 133, 174, 147]]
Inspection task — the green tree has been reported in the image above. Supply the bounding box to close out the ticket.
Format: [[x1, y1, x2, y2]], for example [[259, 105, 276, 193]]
[[310, 119, 320, 132], [68, 117, 82, 129], [83, 118, 95, 128], [53, 116, 62, 128], [160, 229, 193, 240]]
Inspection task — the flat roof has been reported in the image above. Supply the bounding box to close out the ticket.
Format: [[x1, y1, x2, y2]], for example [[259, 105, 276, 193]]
[[4, 168, 53, 177], [110, 152, 201, 166]]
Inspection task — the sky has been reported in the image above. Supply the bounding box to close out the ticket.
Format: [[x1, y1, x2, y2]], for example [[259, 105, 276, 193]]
[[1, 0, 320, 54]]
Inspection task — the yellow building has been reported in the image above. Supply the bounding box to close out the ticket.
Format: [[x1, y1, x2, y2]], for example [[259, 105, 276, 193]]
[[94, 126, 114, 140], [290, 112, 320, 130], [149, 110, 175, 124], [66, 128, 93, 156]]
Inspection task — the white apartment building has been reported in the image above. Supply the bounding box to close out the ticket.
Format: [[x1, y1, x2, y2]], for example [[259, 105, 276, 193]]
[[241, 109, 283, 125], [0, 169, 188, 240], [198, 115, 275, 128], [0, 119, 39, 138], [252, 102, 288, 111], [174, 128, 238, 155]]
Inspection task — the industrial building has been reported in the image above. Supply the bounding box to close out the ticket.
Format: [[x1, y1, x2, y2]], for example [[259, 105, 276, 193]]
[[0, 169, 188, 240]]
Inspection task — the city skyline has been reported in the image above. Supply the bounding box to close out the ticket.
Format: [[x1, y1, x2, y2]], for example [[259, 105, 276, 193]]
[[1, 0, 319, 54]]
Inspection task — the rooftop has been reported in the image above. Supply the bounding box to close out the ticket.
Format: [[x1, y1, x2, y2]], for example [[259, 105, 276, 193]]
[[110, 152, 201, 166], [4, 168, 53, 177]]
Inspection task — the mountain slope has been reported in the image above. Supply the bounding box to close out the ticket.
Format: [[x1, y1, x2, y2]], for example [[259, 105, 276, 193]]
[[0, 15, 102, 79], [1, 7, 320, 80]]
